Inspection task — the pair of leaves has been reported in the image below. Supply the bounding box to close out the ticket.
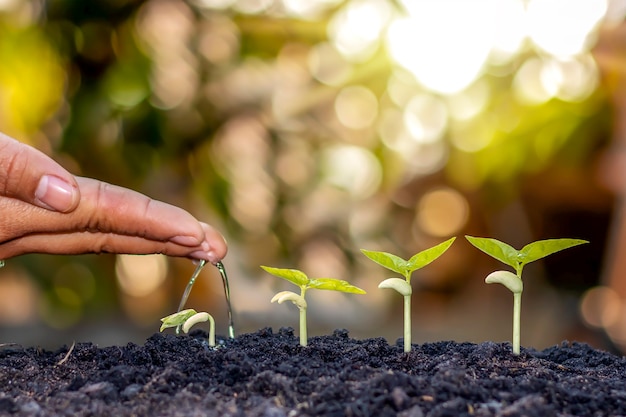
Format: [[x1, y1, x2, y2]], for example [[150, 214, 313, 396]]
[[465, 236, 588, 275], [260, 265, 366, 294], [361, 237, 456, 282]]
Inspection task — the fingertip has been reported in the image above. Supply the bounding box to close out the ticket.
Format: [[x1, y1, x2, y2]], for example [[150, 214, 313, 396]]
[[200, 222, 228, 263]]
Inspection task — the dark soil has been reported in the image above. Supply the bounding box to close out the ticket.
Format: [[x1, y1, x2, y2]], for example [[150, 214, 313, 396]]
[[0, 327, 625, 417]]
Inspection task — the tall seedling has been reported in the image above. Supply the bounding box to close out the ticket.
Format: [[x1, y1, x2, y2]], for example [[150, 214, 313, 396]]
[[465, 236, 588, 354], [361, 237, 456, 352]]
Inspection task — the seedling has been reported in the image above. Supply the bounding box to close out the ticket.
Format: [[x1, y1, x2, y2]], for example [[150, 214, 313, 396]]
[[160, 308, 216, 346], [176, 260, 235, 338], [465, 236, 588, 355], [361, 237, 456, 352], [260, 266, 366, 346]]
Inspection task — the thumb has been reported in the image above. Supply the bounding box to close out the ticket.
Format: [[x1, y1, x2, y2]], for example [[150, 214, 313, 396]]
[[0, 133, 80, 212]]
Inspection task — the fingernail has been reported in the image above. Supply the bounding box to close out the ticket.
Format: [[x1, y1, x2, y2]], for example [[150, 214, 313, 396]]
[[171, 235, 202, 246], [189, 250, 218, 263], [35, 175, 78, 212]]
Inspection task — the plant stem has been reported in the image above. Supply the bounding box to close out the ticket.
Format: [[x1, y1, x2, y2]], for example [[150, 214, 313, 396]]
[[512, 291, 521, 355], [299, 287, 308, 347], [299, 307, 307, 347], [404, 295, 411, 352], [207, 314, 216, 347]]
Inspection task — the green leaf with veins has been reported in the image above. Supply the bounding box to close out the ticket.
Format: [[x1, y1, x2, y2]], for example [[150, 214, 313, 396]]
[[466, 236, 589, 274], [359, 250, 409, 276], [406, 237, 457, 273], [465, 236, 520, 270], [519, 238, 589, 265], [260, 266, 310, 287], [361, 237, 456, 282]]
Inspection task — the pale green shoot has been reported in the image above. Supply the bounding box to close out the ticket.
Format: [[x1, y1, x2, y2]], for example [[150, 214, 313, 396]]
[[361, 237, 456, 352], [160, 308, 216, 347], [261, 266, 366, 347], [465, 236, 588, 354]]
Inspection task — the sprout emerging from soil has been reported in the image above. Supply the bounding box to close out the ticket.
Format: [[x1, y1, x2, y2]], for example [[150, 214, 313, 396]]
[[261, 266, 366, 346], [160, 309, 216, 347], [361, 237, 456, 352], [465, 236, 589, 355]]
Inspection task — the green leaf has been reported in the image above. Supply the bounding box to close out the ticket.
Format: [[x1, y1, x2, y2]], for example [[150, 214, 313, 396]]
[[308, 278, 366, 294], [261, 266, 310, 287], [407, 237, 456, 272], [378, 277, 412, 296], [360, 249, 409, 276], [519, 238, 589, 265], [160, 309, 198, 332], [465, 236, 520, 269]]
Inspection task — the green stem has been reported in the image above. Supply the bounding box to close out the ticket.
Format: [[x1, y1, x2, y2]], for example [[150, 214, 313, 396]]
[[512, 291, 521, 355], [404, 294, 411, 352]]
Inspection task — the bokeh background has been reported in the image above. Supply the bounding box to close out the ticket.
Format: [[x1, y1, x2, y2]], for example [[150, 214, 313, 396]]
[[1, 0, 626, 354]]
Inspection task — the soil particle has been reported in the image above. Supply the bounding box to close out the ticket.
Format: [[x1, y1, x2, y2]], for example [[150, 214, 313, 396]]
[[0, 327, 624, 416]]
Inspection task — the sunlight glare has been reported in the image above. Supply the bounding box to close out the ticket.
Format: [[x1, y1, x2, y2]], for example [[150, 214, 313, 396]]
[[527, 0, 608, 57], [387, 0, 495, 94], [489, 0, 527, 65], [328, 0, 392, 61]]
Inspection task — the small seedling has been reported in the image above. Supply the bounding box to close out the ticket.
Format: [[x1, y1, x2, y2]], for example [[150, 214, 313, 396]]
[[465, 235, 588, 355], [361, 237, 456, 352], [176, 260, 235, 338], [160, 308, 216, 347], [260, 266, 366, 346]]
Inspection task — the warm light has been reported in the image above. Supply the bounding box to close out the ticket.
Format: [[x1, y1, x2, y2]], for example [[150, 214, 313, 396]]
[[446, 79, 490, 122], [403, 94, 448, 144], [449, 118, 495, 153], [415, 187, 469, 237], [378, 108, 448, 176], [233, 0, 274, 14], [513, 54, 599, 105], [0, 269, 38, 325], [513, 57, 553, 105], [387, 0, 495, 94], [193, 0, 237, 9], [328, 0, 392, 61], [334, 85, 378, 129], [282, 0, 342, 19], [321, 144, 382, 198], [116, 254, 168, 297], [527, 0, 607, 57], [580, 286, 622, 328], [308, 42, 352, 86], [550, 55, 599, 102], [489, 0, 527, 65]]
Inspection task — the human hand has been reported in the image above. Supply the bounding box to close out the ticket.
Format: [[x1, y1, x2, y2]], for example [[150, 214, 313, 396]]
[[0, 133, 227, 263]]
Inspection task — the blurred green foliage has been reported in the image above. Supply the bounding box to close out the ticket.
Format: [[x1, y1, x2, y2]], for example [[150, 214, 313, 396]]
[[0, 0, 615, 335]]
